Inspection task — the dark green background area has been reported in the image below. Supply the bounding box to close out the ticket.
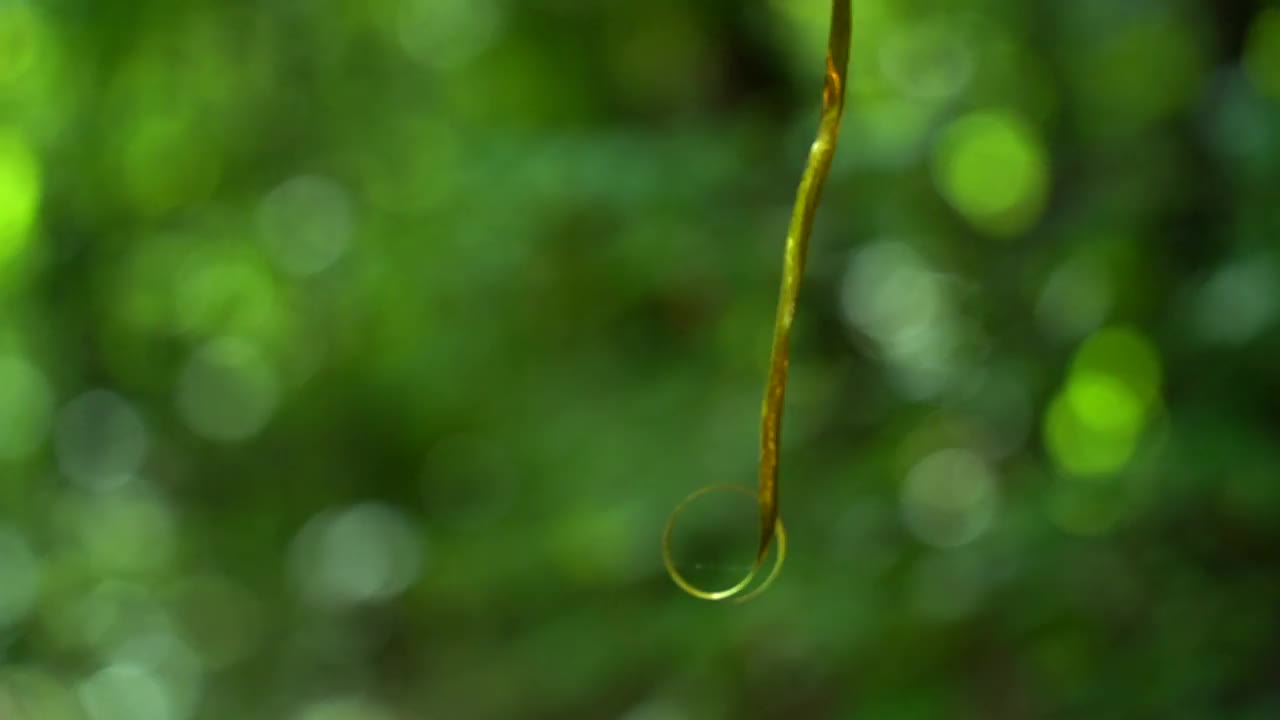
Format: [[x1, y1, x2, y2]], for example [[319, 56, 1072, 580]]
[[2, 1, 1280, 718]]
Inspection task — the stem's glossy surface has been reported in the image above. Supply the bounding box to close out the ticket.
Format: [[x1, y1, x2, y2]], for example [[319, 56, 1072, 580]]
[[664, 0, 851, 602]]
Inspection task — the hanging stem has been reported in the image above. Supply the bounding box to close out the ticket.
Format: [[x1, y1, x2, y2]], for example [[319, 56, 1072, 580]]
[[663, 0, 851, 602]]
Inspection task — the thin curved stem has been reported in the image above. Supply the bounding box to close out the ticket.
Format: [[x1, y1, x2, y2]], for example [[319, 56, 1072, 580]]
[[755, 0, 851, 564], [664, 0, 851, 601]]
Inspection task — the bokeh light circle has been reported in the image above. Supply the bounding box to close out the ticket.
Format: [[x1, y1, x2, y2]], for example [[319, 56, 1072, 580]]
[[901, 448, 998, 547], [257, 175, 354, 277], [77, 664, 174, 720], [291, 503, 424, 608], [0, 352, 54, 460], [932, 110, 1049, 237], [1044, 326, 1163, 478], [0, 126, 41, 264], [175, 337, 278, 443], [55, 390, 149, 491], [0, 525, 40, 627], [396, 0, 502, 72]]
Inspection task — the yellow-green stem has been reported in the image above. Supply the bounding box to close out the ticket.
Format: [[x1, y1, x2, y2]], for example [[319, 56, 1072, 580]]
[[756, 0, 850, 564], [663, 0, 851, 602]]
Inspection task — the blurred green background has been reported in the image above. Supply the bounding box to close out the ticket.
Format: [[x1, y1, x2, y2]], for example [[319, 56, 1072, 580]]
[[3, 0, 1280, 718]]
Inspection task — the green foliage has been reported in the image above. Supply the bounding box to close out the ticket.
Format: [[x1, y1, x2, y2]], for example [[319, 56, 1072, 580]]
[[1, 1, 1279, 718]]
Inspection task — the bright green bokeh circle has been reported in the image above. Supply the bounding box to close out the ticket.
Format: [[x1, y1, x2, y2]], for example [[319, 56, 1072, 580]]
[[0, 127, 40, 264], [1044, 390, 1141, 478], [1044, 326, 1164, 479], [933, 110, 1048, 238], [1072, 326, 1163, 407]]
